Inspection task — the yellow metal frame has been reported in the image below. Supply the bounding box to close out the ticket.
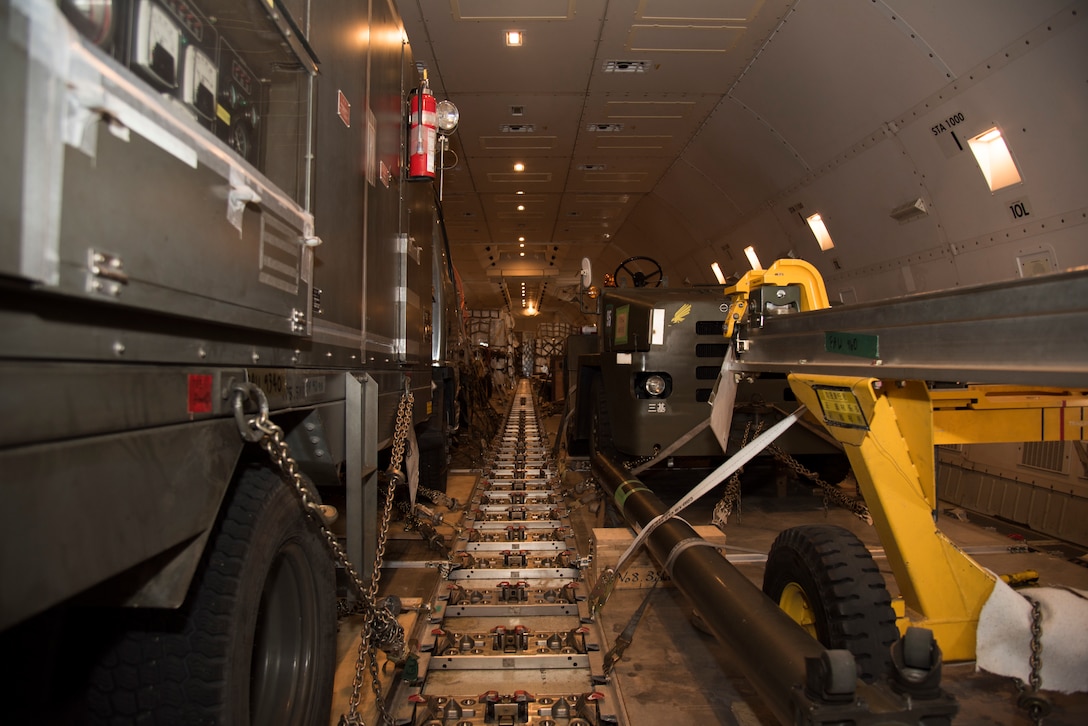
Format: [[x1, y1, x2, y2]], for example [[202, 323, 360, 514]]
[[786, 376, 1088, 661], [720, 258, 1088, 661], [723, 259, 830, 337]]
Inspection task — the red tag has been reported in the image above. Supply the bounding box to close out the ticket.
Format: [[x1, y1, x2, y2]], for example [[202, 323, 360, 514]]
[[188, 374, 213, 414]]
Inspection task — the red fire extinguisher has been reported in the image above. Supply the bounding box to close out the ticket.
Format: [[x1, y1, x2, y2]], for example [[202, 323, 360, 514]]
[[407, 77, 437, 181]]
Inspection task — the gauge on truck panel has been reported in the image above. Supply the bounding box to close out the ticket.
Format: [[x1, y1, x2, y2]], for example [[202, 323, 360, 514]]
[[183, 45, 217, 121], [134, 0, 181, 88]]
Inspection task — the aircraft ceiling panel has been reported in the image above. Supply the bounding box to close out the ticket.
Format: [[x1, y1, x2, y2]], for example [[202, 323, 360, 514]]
[[453, 93, 584, 157], [785, 139, 942, 271], [423, 0, 608, 93], [885, 0, 1073, 76], [588, 0, 793, 95], [679, 97, 810, 217], [886, 19, 1088, 251], [636, 0, 764, 23], [732, 1, 949, 169], [612, 194, 699, 268], [652, 159, 743, 244], [564, 155, 673, 194], [467, 156, 569, 193]]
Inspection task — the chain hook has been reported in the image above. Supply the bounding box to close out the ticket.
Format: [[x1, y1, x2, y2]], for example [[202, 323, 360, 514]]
[[231, 381, 273, 442]]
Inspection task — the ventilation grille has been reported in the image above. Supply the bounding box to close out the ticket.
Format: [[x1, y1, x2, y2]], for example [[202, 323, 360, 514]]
[[588, 123, 624, 132], [695, 320, 725, 335], [695, 366, 719, 380], [603, 60, 652, 73], [695, 343, 729, 358], [501, 124, 536, 133], [1021, 442, 1066, 474]]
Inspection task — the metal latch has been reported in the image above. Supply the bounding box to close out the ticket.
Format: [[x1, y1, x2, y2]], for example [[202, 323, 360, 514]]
[[87, 249, 129, 297]]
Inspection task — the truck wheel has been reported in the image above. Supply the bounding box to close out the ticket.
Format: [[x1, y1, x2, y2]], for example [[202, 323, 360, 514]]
[[87, 465, 335, 725], [418, 428, 450, 493], [762, 524, 897, 683]]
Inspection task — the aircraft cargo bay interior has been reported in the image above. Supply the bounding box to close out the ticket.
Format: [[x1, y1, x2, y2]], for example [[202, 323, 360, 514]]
[[1, 1, 1086, 724]]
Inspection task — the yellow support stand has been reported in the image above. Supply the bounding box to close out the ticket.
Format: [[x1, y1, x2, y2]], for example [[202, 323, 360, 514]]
[[787, 375, 998, 662], [720, 258, 1088, 662]]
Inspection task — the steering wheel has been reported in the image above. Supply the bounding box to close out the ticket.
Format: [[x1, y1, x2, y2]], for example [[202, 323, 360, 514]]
[[613, 256, 663, 288]]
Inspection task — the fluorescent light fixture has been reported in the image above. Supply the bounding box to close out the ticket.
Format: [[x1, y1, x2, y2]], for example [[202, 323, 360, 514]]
[[513, 162, 525, 172], [710, 262, 727, 285], [968, 126, 1022, 191], [743, 245, 762, 270], [506, 30, 523, 46], [805, 213, 835, 251]]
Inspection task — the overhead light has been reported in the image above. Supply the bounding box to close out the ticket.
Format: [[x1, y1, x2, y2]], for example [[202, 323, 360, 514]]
[[516, 190, 524, 195], [520, 252, 525, 256], [519, 243, 525, 247], [805, 213, 835, 251], [968, 126, 1022, 192], [513, 162, 525, 172], [518, 236, 525, 242], [743, 245, 762, 270], [506, 30, 523, 46], [710, 262, 727, 285]]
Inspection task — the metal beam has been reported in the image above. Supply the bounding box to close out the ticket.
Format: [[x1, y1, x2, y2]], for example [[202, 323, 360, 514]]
[[732, 268, 1088, 387]]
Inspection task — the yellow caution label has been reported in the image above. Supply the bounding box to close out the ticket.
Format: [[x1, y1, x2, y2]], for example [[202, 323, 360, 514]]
[[216, 104, 231, 125], [816, 386, 869, 429]]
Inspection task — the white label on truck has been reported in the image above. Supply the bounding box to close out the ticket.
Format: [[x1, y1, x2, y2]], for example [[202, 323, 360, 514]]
[[651, 308, 665, 345]]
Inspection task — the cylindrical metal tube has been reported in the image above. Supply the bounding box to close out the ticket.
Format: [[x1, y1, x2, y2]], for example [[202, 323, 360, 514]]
[[591, 450, 827, 725]]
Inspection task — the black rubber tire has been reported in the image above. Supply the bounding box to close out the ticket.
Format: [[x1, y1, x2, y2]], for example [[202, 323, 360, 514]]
[[86, 465, 336, 725], [418, 377, 451, 492], [762, 524, 898, 683], [418, 427, 450, 493]]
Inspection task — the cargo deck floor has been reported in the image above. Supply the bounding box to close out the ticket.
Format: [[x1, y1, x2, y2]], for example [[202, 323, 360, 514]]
[[334, 406, 1088, 725]]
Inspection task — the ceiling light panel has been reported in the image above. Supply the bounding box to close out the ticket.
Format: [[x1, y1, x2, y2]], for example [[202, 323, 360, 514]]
[[627, 24, 744, 53], [636, 0, 762, 23], [591, 135, 670, 150], [604, 100, 697, 119], [480, 136, 557, 150], [452, 0, 574, 21]]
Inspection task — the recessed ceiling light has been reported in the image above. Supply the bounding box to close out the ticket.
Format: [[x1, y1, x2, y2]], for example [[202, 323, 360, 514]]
[[518, 236, 525, 242], [519, 243, 525, 247], [805, 213, 835, 251], [513, 162, 525, 172], [506, 30, 523, 46], [744, 245, 762, 270], [520, 252, 525, 257], [517, 205, 525, 211], [516, 190, 524, 195], [968, 126, 1022, 191]]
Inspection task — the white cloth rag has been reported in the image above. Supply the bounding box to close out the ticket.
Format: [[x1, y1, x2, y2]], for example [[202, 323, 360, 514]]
[[976, 580, 1088, 693]]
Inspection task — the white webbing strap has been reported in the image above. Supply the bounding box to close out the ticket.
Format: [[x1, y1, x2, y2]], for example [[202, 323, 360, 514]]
[[613, 405, 807, 574]]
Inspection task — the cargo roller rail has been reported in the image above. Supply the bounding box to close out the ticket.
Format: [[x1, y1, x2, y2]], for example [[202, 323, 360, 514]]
[[389, 380, 626, 726]]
